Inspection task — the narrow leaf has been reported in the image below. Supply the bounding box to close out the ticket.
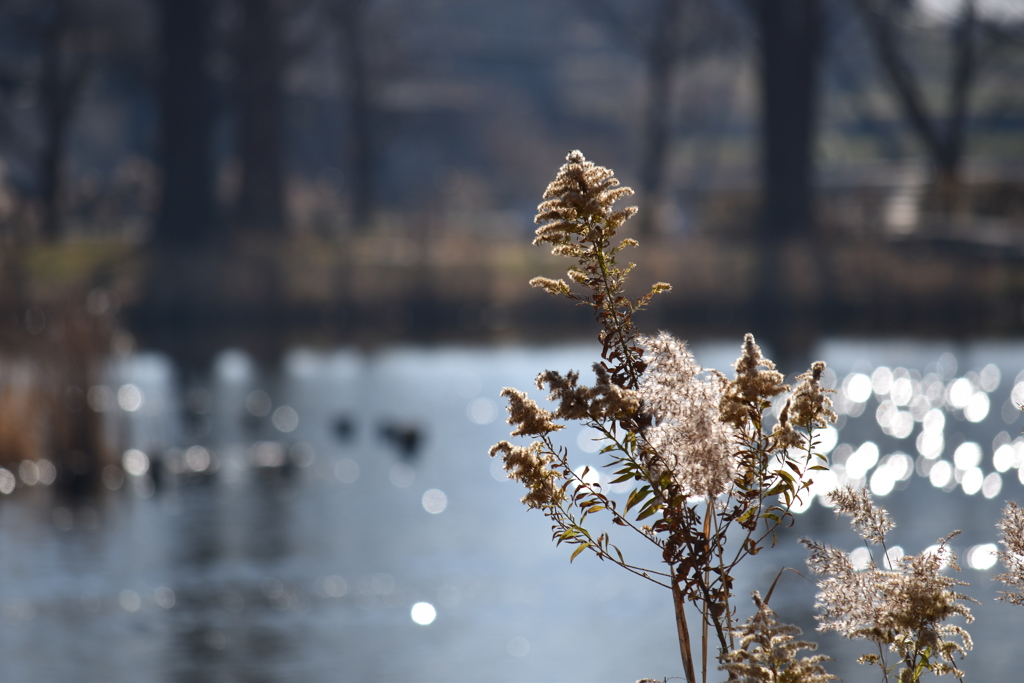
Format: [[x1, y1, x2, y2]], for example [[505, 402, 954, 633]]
[[570, 543, 590, 563]]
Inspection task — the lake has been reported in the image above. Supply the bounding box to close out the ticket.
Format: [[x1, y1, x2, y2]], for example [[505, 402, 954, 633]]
[[0, 338, 1022, 682]]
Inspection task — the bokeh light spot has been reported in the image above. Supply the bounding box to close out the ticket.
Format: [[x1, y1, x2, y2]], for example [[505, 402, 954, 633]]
[[422, 488, 448, 514], [964, 392, 990, 423], [573, 464, 601, 488], [411, 601, 436, 625], [117, 384, 144, 412], [18, 460, 38, 486], [966, 543, 999, 570], [890, 377, 913, 406], [849, 547, 871, 571], [929, 460, 953, 488], [272, 405, 299, 432], [0, 468, 15, 494], [982, 472, 1002, 499], [245, 389, 272, 417], [953, 442, 982, 470], [1012, 381, 1024, 406], [979, 363, 1001, 392], [916, 422, 944, 460], [947, 378, 973, 409], [960, 467, 983, 495], [154, 587, 176, 609], [122, 449, 150, 477], [576, 427, 605, 454], [845, 442, 879, 480], [322, 575, 348, 598], [507, 636, 530, 657], [993, 444, 1015, 472], [816, 425, 838, 455], [467, 397, 497, 425], [119, 590, 141, 612], [184, 446, 211, 473], [843, 373, 872, 403], [871, 366, 893, 396], [335, 458, 360, 484], [390, 463, 415, 488]]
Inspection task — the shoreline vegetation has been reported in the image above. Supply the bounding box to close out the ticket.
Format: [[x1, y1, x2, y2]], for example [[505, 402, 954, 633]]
[[1, 224, 1023, 362]]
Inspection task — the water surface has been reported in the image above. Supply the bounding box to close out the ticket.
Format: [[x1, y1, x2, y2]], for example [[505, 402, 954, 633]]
[[0, 339, 1022, 682]]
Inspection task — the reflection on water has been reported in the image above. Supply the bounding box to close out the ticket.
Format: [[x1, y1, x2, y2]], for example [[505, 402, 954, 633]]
[[0, 340, 1021, 681]]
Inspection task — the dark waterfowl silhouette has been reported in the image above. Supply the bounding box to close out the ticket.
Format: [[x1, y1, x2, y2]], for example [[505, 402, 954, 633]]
[[378, 422, 423, 460], [331, 415, 356, 442]]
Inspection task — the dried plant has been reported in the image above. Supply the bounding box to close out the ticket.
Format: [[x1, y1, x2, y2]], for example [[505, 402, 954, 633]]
[[490, 151, 836, 683], [996, 500, 1024, 606], [802, 488, 976, 682], [719, 591, 835, 683]]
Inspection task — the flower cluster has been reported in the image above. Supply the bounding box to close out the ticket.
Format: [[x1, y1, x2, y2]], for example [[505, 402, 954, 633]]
[[720, 591, 835, 683], [719, 333, 788, 430], [776, 361, 837, 450], [533, 149, 638, 249], [488, 388, 565, 509], [488, 440, 564, 509], [536, 364, 640, 423]]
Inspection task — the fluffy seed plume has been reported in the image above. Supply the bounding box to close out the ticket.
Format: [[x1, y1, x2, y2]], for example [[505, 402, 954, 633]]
[[996, 500, 1024, 605], [828, 486, 894, 545], [804, 534, 974, 679], [639, 332, 735, 499]]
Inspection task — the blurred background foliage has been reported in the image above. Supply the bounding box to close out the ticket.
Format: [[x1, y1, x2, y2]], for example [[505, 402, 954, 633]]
[[1, 0, 1024, 470]]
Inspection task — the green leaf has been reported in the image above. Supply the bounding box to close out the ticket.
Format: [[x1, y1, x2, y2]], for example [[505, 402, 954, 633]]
[[570, 543, 590, 563], [735, 508, 756, 525], [625, 486, 650, 513], [636, 502, 662, 521], [774, 469, 796, 484]]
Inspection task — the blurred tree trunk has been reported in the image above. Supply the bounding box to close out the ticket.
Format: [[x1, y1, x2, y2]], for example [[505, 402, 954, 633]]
[[332, 0, 374, 231], [38, 0, 90, 243], [756, 0, 822, 241], [235, 0, 287, 235], [573, 0, 708, 238], [852, 0, 978, 211], [637, 0, 686, 238], [154, 0, 220, 248], [746, 0, 827, 361]]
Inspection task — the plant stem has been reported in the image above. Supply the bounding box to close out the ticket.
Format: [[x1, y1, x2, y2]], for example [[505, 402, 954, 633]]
[[672, 572, 698, 683]]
